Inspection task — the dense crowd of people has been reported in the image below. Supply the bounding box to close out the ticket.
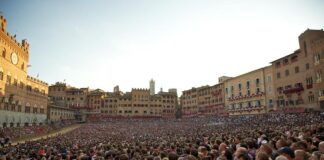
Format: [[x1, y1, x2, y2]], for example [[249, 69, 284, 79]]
[[0, 112, 324, 160], [0, 125, 55, 142], [0, 120, 78, 146]]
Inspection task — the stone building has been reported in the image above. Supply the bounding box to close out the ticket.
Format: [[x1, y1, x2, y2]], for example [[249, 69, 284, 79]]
[[224, 66, 274, 116], [0, 16, 48, 127], [271, 29, 324, 112], [180, 82, 225, 117]]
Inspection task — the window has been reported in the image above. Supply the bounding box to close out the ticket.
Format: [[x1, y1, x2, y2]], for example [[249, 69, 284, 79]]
[[268, 86, 272, 93], [306, 63, 310, 70], [304, 41, 307, 56], [285, 70, 290, 76], [256, 100, 261, 106], [2, 49, 5, 58], [275, 62, 281, 68], [246, 81, 250, 89], [319, 90, 324, 97], [247, 90, 250, 96], [308, 95, 314, 103], [0, 71, 3, 80], [278, 98, 285, 106], [268, 99, 273, 107], [11, 105, 15, 111], [238, 83, 242, 90], [315, 54, 320, 64], [283, 59, 289, 65], [277, 72, 281, 79], [25, 106, 31, 113], [6, 75, 11, 85], [21, 63, 24, 70], [295, 66, 299, 73], [267, 76, 272, 83], [291, 55, 298, 62], [13, 79, 18, 86], [306, 77, 313, 89], [316, 70, 323, 82], [256, 88, 260, 94]]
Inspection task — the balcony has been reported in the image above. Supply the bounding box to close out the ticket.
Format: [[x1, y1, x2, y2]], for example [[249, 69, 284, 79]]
[[283, 86, 304, 94], [227, 105, 265, 113], [227, 92, 264, 101], [211, 90, 222, 97]]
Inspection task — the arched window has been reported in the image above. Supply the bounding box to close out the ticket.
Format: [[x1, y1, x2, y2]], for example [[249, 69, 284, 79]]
[[21, 62, 25, 70], [0, 68, 3, 81], [2, 48, 6, 58]]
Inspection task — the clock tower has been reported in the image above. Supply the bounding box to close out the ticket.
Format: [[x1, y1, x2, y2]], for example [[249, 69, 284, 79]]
[[0, 15, 48, 128]]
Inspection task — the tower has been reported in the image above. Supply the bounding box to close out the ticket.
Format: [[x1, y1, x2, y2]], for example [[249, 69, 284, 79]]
[[114, 85, 120, 93], [149, 79, 155, 95]]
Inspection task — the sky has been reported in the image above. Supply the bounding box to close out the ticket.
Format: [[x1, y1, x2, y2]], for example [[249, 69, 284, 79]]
[[1, 0, 324, 95]]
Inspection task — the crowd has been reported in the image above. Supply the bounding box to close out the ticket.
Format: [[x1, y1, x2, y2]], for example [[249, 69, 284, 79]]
[[0, 112, 323, 160], [0, 120, 78, 146], [0, 125, 55, 142]]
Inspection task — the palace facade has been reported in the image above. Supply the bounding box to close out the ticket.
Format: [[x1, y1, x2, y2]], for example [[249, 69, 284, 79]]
[[224, 66, 274, 115], [271, 29, 324, 112], [180, 29, 324, 116], [49, 83, 178, 119], [0, 16, 48, 127], [180, 81, 226, 117]]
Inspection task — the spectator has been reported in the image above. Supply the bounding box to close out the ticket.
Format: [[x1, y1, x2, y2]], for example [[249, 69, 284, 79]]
[[256, 152, 269, 160], [278, 147, 295, 160]]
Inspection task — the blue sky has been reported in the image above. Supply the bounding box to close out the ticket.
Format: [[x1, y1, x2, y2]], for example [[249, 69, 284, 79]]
[[1, 0, 324, 95]]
